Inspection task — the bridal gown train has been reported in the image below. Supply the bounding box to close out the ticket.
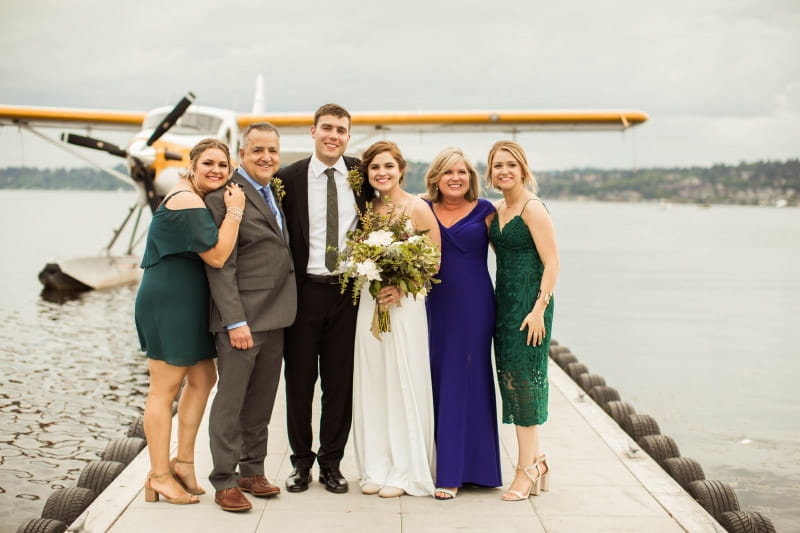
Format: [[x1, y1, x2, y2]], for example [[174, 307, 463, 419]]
[[351, 283, 436, 496]]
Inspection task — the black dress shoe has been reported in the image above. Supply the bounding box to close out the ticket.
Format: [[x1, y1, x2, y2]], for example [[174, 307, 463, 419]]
[[319, 466, 348, 494], [285, 466, 312, 493]]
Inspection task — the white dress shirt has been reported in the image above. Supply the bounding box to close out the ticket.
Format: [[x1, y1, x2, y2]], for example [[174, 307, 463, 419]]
[[307, 155, 358, 275]]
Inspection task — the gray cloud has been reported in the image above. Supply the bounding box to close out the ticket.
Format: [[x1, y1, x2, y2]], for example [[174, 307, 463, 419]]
[[0, 0, 797, 169]]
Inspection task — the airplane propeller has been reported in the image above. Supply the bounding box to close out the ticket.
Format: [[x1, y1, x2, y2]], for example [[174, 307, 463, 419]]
[[61, 133, 186, 162], [146, 92, 196, 146], [61, 133, 128, 158], [60, 92, 196, 212]]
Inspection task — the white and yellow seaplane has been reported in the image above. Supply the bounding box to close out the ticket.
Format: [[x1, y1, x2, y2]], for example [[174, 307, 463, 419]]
[[0, 79, 647, 293]]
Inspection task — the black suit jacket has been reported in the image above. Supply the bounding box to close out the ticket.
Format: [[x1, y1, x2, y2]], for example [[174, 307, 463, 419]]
[[277, 156, 373, 285]]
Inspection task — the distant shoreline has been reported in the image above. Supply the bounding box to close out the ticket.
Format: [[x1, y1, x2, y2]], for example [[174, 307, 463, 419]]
[[2, 158, 797, 207]]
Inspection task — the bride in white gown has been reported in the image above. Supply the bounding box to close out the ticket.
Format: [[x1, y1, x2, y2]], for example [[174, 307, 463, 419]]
[[351, 141, 441, 498]]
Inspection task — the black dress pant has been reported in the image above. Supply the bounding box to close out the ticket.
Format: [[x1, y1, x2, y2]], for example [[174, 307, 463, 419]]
[[284, 279, 358, 469]]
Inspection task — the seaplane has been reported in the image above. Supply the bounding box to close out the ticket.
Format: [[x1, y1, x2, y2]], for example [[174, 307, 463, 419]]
[[0, 77, 647, 293]]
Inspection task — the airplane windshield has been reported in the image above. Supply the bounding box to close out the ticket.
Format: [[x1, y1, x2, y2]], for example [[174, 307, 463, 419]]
[[143, 112, 223, 136]]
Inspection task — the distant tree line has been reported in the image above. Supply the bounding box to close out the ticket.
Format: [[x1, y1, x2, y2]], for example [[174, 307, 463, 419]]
[[2, 159, 797, 206], [536, 159, 799, 206], [0, 165, 134, 191]]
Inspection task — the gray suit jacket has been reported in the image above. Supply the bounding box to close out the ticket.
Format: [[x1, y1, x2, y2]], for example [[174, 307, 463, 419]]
[[205, 170, 297, 333]]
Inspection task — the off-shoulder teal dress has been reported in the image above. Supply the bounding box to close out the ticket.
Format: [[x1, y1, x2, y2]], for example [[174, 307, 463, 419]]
[[134, 196, 219, 366]]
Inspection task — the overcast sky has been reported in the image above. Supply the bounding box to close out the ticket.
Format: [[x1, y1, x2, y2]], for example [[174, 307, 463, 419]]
[[0, 0, 797, 170]]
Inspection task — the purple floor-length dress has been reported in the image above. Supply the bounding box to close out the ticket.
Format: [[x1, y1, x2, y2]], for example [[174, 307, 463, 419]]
[[425, 198, 502, 488]]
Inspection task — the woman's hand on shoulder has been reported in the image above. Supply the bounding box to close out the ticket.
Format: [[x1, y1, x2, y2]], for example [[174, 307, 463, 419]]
[[223, 182, 246, 210]]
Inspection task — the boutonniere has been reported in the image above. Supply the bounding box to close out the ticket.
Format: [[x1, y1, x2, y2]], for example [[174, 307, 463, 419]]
[[270, 177, 286, 205], [347, 166, 364, 194]]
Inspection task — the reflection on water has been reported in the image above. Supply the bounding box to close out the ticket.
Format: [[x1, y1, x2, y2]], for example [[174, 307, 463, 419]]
[[39, 288, 89, 304], [0, 285, 148, 530]]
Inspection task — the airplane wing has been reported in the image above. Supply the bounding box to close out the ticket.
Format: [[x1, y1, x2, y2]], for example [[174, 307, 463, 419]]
[[0, 105, 145, 131], [238, 110, 649, 134]]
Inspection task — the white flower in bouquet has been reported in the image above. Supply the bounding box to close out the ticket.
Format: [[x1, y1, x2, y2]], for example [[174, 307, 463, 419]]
[[356, 259, 382, 281], [363, 230, 394, 247]]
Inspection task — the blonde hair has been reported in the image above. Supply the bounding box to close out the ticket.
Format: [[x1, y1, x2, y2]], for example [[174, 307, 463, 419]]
[[424, 147, 480, 203], [485, 140, 537, 194]]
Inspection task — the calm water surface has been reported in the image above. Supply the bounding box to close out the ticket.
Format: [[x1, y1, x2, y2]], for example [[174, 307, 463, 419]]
[[0, 191, 798, 531]]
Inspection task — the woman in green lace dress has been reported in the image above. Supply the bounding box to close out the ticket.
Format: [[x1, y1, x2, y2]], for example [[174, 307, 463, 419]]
[[487, 140, 559, 501], [135, 139, 245, 504]]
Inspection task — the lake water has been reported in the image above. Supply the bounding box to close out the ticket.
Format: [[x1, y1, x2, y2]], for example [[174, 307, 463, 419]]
[[0, 190, 798, 531]]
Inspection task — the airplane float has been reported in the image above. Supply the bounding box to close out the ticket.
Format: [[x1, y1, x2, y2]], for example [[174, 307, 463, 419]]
[[0, 78, 647, 293]]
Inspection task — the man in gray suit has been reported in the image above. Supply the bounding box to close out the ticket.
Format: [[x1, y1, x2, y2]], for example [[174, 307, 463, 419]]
[[205, 123, 297, 512]]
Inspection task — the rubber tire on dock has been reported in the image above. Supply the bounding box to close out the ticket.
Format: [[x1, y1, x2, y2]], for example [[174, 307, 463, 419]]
[[589, 386, 621, 405], [623, 414, 661, 440], [16, 518, 67, 533], [637, 435, 680, 466], [578, 374, 606, 392], [553, 352, 578, 369], [41, 487, 97, 525], [102, 437, 146, 465], [603, 401, 636, 425], [687, 480, 740, 521], [78, 460, 125, 494], [127, 416, 145, 439], [662, 457, 705, 490], [549, 345, 569, 357], [718, 511, 776, 533], [566, 362, 589, 380]]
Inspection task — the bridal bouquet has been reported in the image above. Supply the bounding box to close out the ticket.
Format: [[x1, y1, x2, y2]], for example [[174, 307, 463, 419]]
[[335, 201, 440, 339]]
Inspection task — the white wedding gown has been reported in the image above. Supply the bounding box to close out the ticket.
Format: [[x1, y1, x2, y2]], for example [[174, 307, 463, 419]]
[[351, 282, 436, 496]]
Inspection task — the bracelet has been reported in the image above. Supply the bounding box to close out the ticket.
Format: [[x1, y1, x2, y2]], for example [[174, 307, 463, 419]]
[[226, 207, 243, 217], [225, 207, 243, 221], [536, 290, 552, 305]]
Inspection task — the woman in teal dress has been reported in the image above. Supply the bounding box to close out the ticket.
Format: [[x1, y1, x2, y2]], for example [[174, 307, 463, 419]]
[[135, 138, 245, 505], [487, 140, 559, 501]]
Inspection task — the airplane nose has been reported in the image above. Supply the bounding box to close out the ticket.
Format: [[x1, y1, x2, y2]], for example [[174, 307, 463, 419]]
[[126, 139, 156, 167]]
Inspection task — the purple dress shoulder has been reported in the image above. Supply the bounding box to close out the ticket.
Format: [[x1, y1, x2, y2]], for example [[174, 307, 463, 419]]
[[426, 198, 502, 488]]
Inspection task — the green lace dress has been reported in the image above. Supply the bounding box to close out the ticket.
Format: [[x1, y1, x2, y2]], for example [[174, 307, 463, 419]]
[[489, 199, 554, 426]]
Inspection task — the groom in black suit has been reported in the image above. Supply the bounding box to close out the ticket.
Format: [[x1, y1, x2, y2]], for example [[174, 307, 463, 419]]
[[277, 104, 372, 493]]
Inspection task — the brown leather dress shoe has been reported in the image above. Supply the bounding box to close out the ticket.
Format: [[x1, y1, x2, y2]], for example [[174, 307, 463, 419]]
[[239, 475, 281, 497], [215, 487, 252, 512]]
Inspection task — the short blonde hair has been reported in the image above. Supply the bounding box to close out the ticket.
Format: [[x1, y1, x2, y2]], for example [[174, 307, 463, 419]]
[[424, 147, 480, 203], [485, 140, 537, 194]]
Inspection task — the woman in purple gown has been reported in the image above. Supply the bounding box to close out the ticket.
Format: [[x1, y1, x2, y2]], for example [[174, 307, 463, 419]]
[[424, 147, 502, 500]]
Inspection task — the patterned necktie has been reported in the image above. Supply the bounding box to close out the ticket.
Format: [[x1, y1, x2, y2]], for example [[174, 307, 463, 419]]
[[260, 184, 283, 233], [325, 168, 338, 272]]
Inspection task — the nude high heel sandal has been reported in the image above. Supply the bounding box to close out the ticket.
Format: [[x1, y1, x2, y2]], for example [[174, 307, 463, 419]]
[[144, 472, 199, 504], [501, 457, 541, 501], [538, 454, 550, 493], [170, 457, 206, 495]]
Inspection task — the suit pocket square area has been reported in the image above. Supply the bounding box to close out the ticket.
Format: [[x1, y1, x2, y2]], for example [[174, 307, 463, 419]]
[[237, 276, 275, 290]]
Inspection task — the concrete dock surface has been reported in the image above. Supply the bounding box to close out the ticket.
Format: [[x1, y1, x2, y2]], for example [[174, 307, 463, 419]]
[[69, 361, 724, 532]]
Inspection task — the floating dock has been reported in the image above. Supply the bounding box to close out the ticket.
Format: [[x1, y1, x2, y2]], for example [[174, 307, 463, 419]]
[[67, 361, 723, 532]]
